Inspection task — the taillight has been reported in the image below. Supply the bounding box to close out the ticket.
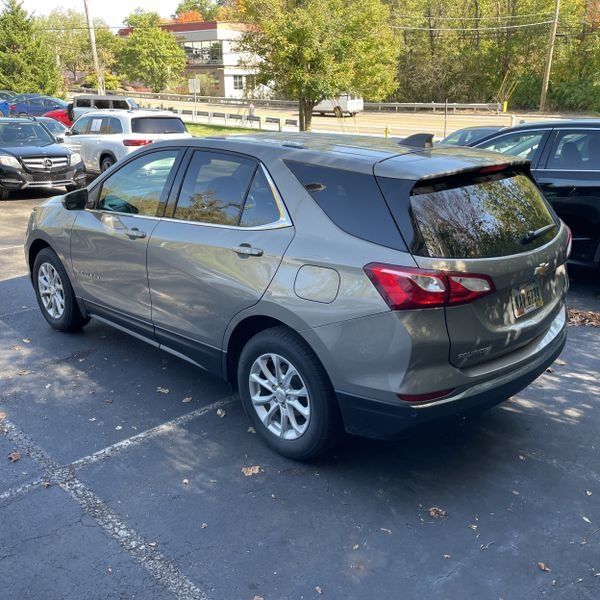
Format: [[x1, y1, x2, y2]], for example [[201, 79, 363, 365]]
[[364, 263, 495, 310], [565, 225, 572, 259], [9, 104, 15, 110], [123, 139, 152, 147], [398, 388, 455, 403]]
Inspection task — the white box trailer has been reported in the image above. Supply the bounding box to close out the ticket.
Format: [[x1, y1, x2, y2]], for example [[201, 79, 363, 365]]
[[313, 94, 364, 117]]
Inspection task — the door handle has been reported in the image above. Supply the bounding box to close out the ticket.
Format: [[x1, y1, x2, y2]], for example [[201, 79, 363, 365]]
[[125, 227, 146, 239], [231, 244, 263, 257]]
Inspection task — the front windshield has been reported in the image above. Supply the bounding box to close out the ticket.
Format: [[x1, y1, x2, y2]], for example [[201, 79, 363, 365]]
[[0, 122, 55, 147]]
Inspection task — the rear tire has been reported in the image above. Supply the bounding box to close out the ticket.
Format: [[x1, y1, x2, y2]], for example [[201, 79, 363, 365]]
[[237, 326, 341, 460], [33, 248, 89, 332], [0, 187, 9, 200], [100, 156, 115, 172]]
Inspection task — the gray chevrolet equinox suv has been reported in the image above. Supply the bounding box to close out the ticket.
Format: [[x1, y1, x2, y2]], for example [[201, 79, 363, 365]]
[[25, 134, 570, 459]]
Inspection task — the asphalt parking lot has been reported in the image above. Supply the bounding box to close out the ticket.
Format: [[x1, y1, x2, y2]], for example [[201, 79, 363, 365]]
[[1, 193, 600, 600]]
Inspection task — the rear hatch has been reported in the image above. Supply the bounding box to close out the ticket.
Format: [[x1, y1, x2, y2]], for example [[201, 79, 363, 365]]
[[375, 148, 569, 369], [128, 116, 192, 141]]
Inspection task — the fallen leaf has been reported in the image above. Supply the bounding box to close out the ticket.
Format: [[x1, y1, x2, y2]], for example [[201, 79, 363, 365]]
[[555, 359, 566, 365], [0, 411, 6, 421], [315, 586, 323, 595], [183, 478, 189, 485], [468, 524, 478, 530], [537, 562, 551, 572], [582, 516, 592, 524], [182, 396, 193, 403], [428, 506, 447, 519], [379, 528, 392, 534], [201, 522, 208, 529], [586, 490, 593, 496], [22, 338, 30, 344], [10, 345, 21, 352], [247, 426, 256, 434], [17, 370, 32, 376], [103, 398, 113, 404], [443, 554, 451, 559], [518, 454, 526, 461], [352, 544, 359, 550], [545, 367, 554, 373], [271, 493, 276, 500], [7, 451, 20, 463], [115, 425, 123, 431], [216, 408, 226, 418], [568, 308, 600, 328], [512, 490, 520, 496], [107, 566, 112, 574], [156, 386, 169, 394], [148, 542, 157, 548], [242, 465, 263, 477]]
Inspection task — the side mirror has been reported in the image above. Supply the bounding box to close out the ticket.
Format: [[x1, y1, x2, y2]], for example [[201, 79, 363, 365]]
[[65, 130, 73, 136], [56, 135, 65, 143], [62, 187, 88, 211]]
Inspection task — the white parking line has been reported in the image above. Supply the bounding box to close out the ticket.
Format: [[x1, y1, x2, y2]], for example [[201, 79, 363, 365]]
[[0, 398, 237, 599]]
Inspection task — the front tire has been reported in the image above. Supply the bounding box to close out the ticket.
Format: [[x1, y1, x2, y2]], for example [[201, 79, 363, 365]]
[[0, 187, 9, 200], [33, 248, 89, 332], [237, 327, 341, 460], [333, 106, 343, 118]]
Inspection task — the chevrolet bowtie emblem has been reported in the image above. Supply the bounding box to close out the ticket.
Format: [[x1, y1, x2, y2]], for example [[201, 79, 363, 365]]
[[534, 262, 550, 276]]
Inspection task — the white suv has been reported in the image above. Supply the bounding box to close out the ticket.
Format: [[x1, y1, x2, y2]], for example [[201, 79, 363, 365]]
[[63, 110, 192, 173]]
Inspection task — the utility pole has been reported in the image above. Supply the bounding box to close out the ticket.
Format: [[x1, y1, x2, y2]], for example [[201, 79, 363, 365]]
[[83, 0, 105, 95], [539, 0, 560, 112]]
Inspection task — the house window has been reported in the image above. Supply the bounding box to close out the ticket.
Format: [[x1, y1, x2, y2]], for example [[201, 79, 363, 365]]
[[233, 75, 244, 90], [181, 40, 223, 65]]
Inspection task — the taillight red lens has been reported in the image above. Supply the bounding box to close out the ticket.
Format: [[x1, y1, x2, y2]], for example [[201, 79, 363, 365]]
[[565, 225, 572, 259], [123, 139, 152, 147], [364, 263, 495, 310], [9, 104, 15, 110]]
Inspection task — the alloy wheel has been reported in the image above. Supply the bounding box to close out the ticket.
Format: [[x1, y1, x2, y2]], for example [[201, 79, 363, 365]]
[[248, 353, 311, 440], [37, 262, 65, 319]]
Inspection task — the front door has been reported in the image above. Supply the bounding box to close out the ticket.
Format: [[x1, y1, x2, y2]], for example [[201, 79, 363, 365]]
[[70, 149, 181, 332], [147, 150, 294, 372], [534, 128, 600, 265]]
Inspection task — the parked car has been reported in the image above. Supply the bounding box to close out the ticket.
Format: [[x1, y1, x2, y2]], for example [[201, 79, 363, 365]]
[[34, 116, 69, 139], [0, 90, 15, 101], [440, 125, 506, 146], [11, 93, 42, 103], [63, 110, 191, 173], [43, 108, 72, 128], [25, 134, 569, 459], [470, 120, 600, 269], [70, 94, 140, 121], [10, 96, 68, 117], [314, 95, 364, 117], [0, 118, 85, 200], [0, 100, 9, 117]]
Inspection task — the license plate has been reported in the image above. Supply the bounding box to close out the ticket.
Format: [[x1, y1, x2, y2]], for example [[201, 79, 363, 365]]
[[512, 281, 544, 318]]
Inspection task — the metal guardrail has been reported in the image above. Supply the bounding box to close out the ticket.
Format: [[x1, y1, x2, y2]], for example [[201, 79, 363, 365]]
[[175, 107, 298, 132], [114, 90, 502, 114]]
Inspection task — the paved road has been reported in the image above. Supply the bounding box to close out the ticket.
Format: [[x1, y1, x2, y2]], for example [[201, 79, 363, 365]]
[[137, 97, 576, 137], [1, 195, 600, 600]]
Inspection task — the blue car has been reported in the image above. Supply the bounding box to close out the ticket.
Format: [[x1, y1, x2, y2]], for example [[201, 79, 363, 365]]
[[0, 100, 9, 117], [10, 96, 68, 117]]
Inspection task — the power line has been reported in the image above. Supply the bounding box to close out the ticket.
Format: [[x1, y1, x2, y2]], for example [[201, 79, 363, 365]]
[[390, 19, 555, 32], [393, 12, 554, 21]]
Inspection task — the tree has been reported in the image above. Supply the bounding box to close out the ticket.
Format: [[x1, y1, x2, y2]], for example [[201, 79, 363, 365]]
[[39, 9, 122, 83], [0, 0, 62, 94], [173, 0, 218, 21], [241, 0, 399, 130], [175, 10, 204, 23], [120, 11, 186, 92]]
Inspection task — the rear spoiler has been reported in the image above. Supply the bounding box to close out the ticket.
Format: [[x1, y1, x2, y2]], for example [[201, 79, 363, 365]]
[[398, 133, 434, 148]]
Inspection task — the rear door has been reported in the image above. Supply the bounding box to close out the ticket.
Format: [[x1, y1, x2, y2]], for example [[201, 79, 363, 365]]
[[147, 149, 294, 370], [534, 128, 600, 265], [377, 161, 569, 369]]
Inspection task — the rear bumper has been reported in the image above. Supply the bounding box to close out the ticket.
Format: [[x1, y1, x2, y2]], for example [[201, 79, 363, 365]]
[[336, 311, 567, 440]]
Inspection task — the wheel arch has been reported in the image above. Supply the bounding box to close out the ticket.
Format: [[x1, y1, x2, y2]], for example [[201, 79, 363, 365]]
[[99, 151, 117, 170], [27, 237, 52, 278]]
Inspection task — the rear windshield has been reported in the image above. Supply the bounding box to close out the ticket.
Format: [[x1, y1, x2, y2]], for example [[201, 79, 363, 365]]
[[131, 117, 186, 134], [409, 173, 558, 258]]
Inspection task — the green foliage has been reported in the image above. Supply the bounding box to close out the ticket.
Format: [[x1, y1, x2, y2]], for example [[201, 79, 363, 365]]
[[124, 10, 163, 28], [119, 12, 187, 92], [173, 0, 219, 21], [241, 0, 399, 130], [0, 0, 62, 94], [83, 72, 123, 91]]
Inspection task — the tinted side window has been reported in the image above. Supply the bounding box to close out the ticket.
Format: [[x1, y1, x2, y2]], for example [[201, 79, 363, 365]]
[[132, 117, 187, 134], [285, 161, 406, 250], [98, 151, 179, 216], [77, 99, 91, 108], [477, 131, 545, 161], [239, 167, 282, 227], [71, 116, 92, 135], [94, 99, 110, 109], [108, 117, 123, 134], [174, 151, 255, 225], [112, 100, 129, 109], [547, 130, 600, 170]]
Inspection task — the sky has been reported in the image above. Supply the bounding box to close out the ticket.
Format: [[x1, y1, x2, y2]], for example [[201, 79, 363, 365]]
[[22, 0, 181, 28]]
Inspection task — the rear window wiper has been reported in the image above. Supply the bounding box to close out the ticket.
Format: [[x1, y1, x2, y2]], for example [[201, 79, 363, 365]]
[[521, 223, 556, 245]]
